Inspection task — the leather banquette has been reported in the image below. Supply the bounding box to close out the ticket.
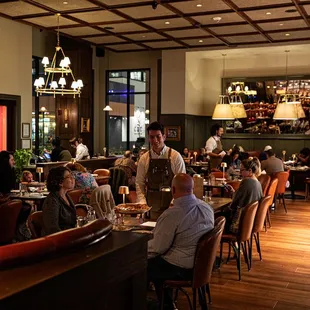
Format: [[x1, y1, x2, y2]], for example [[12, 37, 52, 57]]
[[0, 219, 112, 269]]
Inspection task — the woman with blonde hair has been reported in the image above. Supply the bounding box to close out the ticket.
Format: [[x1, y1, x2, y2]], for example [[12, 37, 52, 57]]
[[65, 162, 98, 204]]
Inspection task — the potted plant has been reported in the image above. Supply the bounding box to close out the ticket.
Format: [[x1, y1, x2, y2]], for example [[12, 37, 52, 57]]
[[14, 149, 33, 182]]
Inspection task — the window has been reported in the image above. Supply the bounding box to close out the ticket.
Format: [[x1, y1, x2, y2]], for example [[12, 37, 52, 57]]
[[106, 69, 150, 154]]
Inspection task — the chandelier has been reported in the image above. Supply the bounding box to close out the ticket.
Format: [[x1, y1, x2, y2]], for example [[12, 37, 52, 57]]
[[34, 14, 83, 98], [228, 81, 257, 96]]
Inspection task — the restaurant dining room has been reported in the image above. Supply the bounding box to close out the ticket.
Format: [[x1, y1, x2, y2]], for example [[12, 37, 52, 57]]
[[1, 0, 310, 309]]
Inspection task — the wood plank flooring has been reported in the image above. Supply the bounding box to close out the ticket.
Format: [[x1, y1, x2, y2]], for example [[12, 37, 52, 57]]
[[176, 197, 310, 310]]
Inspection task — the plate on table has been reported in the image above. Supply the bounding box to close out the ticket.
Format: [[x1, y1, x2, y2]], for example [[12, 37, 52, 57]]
[[115, 203, 151, 215], [11, 190, 20, 193], [215, 178, 226, 181]]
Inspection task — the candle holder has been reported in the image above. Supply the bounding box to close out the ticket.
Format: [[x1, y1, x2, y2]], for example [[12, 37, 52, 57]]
[[36, 167, 43, 183], [118, 186, 129, 204], [220, 162, 227, 180]]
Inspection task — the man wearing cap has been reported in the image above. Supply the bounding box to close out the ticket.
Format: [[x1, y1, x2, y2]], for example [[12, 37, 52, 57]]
[[259, 145, 272, 162], [261, 149, 284, 175]]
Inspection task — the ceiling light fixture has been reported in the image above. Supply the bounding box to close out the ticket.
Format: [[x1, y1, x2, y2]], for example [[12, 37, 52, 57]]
[[212, 54, 234, 120], [34, 14, 83, 98], [212, 16, 222, 23], [279, 23, 284, 26], [273, 50, 305, 120], [196, 4, 202, 7], [266, 12, 271, 15], [63, 1, 68, 4], [285, 33, 290, 36], [199, 39, 203, 43], [165, 21, 170, 25], [103, 105, 113, 112]]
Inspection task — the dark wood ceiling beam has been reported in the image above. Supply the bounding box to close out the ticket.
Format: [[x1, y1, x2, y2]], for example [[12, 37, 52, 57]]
[[87, 0, 190, 48], [161, 2, 231, 46], [291, 0, 310, 27], [221, 0, 273, 43]]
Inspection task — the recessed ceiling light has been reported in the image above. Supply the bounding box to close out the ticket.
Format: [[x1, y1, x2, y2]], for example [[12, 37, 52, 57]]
[[196, 4, 202, 7], [266, 12, 271, 15], [142, 35, 146, 38], [63, 1, 68, 4], [212, 16, 222, 22], [279, 23, 284, 26], [165, 21, 170, 25], [199, 40, 203, 43], [285, 33, 290, 36]]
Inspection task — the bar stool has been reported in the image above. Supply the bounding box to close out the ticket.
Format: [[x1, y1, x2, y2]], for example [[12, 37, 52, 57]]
[[305, 178, 310, 200]]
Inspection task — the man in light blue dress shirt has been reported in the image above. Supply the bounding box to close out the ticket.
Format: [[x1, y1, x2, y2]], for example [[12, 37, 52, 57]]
[[148, 173, 214, 309]]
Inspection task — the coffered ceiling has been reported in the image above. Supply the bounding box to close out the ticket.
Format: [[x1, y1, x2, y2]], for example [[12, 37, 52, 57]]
[[1, 0, 310, 52]]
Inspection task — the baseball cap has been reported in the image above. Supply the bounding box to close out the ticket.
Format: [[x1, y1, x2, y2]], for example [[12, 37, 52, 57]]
[[264, 145, 272, 152]]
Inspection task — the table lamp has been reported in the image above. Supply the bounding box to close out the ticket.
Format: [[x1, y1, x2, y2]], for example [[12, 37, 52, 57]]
[[36, 167, 43, 183], [220, 162, 227, 180], [119, 186, 129, 204], [193, 152, 197, 163], [282, 150, 286, 161]]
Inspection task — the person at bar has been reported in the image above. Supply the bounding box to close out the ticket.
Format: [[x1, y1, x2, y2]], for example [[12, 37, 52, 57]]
[[50, 137, 72, 162], [136, 122, 185, 217], [205, 124, 226, 170], [147, 173, 214, 309], [69, 137, 90, 160]]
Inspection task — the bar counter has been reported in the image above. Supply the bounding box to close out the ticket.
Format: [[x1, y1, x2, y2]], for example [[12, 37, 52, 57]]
[[36, 156, 118, 180], [0, 232, 150, 310]]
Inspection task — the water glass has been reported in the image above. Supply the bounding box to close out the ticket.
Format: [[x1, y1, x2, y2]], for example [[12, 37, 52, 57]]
[[205, 190, 212, 202]]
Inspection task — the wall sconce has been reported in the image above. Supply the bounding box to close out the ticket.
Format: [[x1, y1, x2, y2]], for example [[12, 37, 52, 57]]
[[64, 108, 69, 121]]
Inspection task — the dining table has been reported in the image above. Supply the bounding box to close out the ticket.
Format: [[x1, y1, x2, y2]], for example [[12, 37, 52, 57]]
[[10, 191, 48, 211]]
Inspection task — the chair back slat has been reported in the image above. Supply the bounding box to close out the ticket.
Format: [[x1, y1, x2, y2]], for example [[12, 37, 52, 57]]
[[238, 201, 259, 242], [193, 216, 225, 288], [257, 174, 271, 196], [266, 178, 278, 205], [253, 196, 272, 233]]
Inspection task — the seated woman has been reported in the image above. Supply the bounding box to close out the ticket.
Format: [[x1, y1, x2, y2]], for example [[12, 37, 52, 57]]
[[21, 170, 34, 183], [223, 149, 241, 179], [42, 166, 76, 235], [197, 148, 207, 162], [181, 147, 191, 164], [297, 147, 310, 166], [65, 162, 98, 204], [223, 157, 263, 233]]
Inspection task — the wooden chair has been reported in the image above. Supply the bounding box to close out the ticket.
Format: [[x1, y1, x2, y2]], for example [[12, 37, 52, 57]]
[[28, 211, 44, 239], [305, 177, 310, 200], [161, 217, 226, 310], [93, 169, 110, 186], [257, 174, 271, 196], [67, 189, 84, 205], [0, 200, 23, 245], [220, 201, 259, 280], [226, 180, 241, 191], [265, 178, 279, 229], [250, 196, 272, 267], [272, 171, 289, 213]]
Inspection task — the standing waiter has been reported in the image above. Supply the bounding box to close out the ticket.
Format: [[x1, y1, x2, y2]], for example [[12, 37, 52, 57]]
[[205, 123, 226, 169], [136, 122, 185, 218]]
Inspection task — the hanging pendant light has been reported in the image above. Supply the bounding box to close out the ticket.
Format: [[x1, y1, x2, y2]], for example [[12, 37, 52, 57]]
[[33, 14, 83, 98], [212, 54, 234, 120], [103, 105, 113, 111], [230, 94, 247, 119], [273, 50, 305, 120]]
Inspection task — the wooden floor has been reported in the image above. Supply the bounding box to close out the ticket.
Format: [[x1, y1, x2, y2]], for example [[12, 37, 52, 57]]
[[176, 197, 310, 310]]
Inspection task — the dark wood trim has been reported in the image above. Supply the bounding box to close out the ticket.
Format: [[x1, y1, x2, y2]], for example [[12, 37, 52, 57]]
[[291, 0, 310, 28]]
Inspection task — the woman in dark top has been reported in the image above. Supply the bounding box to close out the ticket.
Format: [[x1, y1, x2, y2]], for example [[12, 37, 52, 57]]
[[0, 150, 16, 195], [42, 166, 76, 235]]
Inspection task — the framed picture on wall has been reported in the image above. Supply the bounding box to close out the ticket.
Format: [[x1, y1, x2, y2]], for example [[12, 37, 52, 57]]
[[81, 118, 90, 133], [21, 139, 31, 149], [22, 123, 30, 138], [165, 126, 181, 141]]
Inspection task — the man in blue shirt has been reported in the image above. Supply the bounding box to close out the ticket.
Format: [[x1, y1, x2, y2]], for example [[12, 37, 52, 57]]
[[148, 173, 214, 309]]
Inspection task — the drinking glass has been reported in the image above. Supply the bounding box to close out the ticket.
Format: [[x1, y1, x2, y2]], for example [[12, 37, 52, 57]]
[[205, 190, 212, 202]]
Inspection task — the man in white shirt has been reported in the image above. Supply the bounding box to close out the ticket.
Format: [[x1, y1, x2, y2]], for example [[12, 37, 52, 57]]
[[148, 173, 214, 308], [136, 122, 185, 217], [205, 123, 226, 169], [69, 137, 90, 160]]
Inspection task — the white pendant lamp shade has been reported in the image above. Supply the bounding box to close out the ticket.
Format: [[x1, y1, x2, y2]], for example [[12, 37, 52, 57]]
[[230, 95, 247, 118], [212, 95, 234, 120], [103, 105, 113, 112], [274, 94, 305, 120]]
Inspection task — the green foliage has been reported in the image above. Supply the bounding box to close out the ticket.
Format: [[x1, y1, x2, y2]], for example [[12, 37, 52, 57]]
[[14, 149, 33, 182]]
